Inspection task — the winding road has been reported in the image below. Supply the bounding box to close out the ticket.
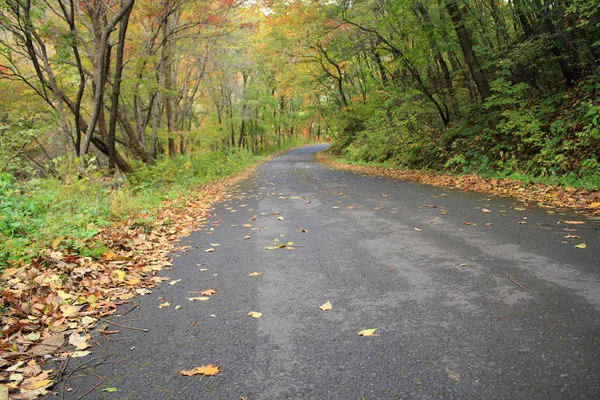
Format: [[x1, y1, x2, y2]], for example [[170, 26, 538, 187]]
[[60, 144, 600, 399]]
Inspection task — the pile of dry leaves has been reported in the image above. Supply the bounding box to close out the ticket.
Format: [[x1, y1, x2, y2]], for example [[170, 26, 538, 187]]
[[317, 153, 600, 217], [0, 165, 258, 399]]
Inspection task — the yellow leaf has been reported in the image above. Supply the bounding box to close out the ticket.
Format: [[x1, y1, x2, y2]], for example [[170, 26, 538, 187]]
[[248, 272, 262, 277], [201, 289, 217, 296], [71, 351, 91, 358], [482, 208, 491, 213], [188, 297, 210, 301], [104, 251, 117, 261], [204, 248, 215, 253], [445, 367, 461, 382], [158, 302, 170, 309], [52, 235, 65, 249], [574, 243, 587, 249], [116, 270, 126, 281], [244, 235, 251, 239], [21, 378, 53, 390], [564, 235, 580, 239], [248, 311, 262, 318], [127, 278, 141, 286], [319, 301, 332, 311], [591, 202, 600, 209], [180, 364, 222, 377], [168, 279, 181, 286], [68, 333, 90, 350], [277, 216, 284, 220], [564, 220, 585, 225], [60, 305, 78, 318], [357, 329, 377, 336], [243, 223, 252, 228], [210, 243, 220, 247]]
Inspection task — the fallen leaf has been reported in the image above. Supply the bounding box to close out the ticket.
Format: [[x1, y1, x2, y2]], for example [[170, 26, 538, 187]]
[[71, 351, 91, 358], [175, 305, 182, 310], [319, 301, 332, 311], [414, 227, 422, 231], [104, 251, 117, 261], [357, 329, 377, 336], [482, 208, 491, 213], [201, 289, 217, 296], [273, 211, 281, 215], [574, 243, 587, 249], [168, 279, 181, 285], [210, 243, 220, 247], [564, 234, 580, 239], [277, 216, 284, 220], [102, 388, 118, 393], [29, 334, 64, 356], [463, 222, 475, 226], [188, 297, 210, 301], [244, 235, 251, 239], [248, 272, 262, 276], [243, 223, 252, 228], [248, 311, 262, 318], [300, 228, 308, 233], [204, 248, 215, 253], [158, 302, 170, 309], [445, 367, 461, 382], [564, 220, 585, 225], [180, 364, 222, 377], [68, 333, 90, 350], [460, 263, 468, 267]]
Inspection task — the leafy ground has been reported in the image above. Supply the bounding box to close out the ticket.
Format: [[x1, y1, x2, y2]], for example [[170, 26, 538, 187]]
[[0, 146, 302, 399], [317, 153, 600, 218]]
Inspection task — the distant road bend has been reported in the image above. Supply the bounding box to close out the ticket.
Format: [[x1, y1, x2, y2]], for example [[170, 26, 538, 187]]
[[60, 144, 600, 399]]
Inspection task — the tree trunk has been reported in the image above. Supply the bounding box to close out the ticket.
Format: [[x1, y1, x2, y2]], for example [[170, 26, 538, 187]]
[[444, 0, 492, 101]]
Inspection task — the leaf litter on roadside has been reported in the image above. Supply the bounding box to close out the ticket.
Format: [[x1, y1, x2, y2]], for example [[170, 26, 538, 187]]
[[0, 163, 264, 397]]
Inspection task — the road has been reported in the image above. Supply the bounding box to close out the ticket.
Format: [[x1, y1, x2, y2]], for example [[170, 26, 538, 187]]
[[58, 144, 600, 399]]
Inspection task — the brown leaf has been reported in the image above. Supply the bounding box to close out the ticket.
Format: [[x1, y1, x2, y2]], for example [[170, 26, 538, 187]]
[[181, 364, 222, 377], [200, 289, 217, 296], [29, 334, 64, 356]]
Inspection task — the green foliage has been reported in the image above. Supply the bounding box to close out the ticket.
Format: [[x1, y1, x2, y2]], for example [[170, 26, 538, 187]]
[[0, 148, 267, 269]]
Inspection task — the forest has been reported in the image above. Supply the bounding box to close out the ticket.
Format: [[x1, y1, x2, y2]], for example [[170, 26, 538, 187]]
[[0, 0, 599, 263]]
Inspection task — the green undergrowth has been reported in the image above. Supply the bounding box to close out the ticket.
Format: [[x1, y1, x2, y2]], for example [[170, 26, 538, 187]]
[[330, 154, 600, 191], [0, 141, 309, 269], [330, 75, 600, 191]]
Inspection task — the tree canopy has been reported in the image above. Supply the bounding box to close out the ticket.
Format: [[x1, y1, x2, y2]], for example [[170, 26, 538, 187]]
[[0, 0, 598, 183]]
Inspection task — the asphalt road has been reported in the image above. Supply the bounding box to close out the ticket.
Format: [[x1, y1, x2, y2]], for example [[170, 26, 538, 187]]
[[56, 144, 600, 399]]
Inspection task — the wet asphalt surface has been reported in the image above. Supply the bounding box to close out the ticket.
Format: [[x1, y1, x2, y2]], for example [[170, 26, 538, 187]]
[[52, 145, 600, 399]]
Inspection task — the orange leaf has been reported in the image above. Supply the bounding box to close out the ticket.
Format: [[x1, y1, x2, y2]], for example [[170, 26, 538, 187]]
[[180, 364, 222, 376], [201, 289, 217, 296]]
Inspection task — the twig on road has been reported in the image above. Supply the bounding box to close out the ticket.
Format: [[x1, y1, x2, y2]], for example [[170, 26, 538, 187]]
[[384, 267, 397, 275], [509, 274, 525, 289], [185, 320, 198, 333], [77, 374, 106, 400], [99, 319, 148, 332]]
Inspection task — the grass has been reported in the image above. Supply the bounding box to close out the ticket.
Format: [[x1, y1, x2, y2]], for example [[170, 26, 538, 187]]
[[0, 141, 310, 268]]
